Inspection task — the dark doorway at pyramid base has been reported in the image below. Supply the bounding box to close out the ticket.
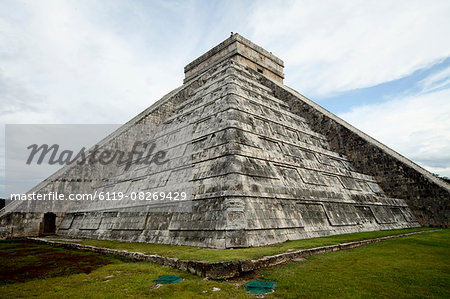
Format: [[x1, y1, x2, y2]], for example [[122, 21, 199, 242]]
[[42, 212, 56, 235]]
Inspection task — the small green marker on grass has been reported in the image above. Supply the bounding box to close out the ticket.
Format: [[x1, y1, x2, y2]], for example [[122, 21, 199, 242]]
[[153, 276, 183, 284], [245, 280, 276, 294]]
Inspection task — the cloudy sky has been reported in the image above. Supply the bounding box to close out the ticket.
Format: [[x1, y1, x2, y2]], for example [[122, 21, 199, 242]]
[[1, 0, 450, 197]]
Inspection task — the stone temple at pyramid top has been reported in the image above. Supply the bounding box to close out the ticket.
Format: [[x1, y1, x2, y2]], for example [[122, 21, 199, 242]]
[[184, 33, 285, 84]]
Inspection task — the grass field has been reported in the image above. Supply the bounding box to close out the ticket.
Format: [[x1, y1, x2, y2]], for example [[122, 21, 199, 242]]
[[0, 229, 448, 298], [57, 227, 432, 262]]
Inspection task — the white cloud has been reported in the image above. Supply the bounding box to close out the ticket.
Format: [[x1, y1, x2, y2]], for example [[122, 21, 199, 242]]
[[1, 0, 450, 196], [0, 0, 196, 197], [248, 0, 450, 96], [339, 88, 450, 177], [419, 66, 450, 93], [0, 1, 188, 126], [2, 0, 449, 125]]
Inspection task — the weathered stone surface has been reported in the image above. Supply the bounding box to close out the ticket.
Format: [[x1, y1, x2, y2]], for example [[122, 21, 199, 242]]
[[1, 33, 446, 247], [184, 33, 284, 84], [256, 74, 450, 227]]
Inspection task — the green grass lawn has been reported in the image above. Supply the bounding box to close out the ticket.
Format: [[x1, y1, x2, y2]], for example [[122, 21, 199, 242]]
[[261, 228, 450, 298], [58, 227, 432, 262], [0, 228, 448, 298]]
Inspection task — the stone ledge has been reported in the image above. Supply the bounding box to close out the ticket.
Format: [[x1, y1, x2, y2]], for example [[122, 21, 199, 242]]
[[28, 229, 438, 280], [184, 34, 284, 84], [184, 34, 284, 74]]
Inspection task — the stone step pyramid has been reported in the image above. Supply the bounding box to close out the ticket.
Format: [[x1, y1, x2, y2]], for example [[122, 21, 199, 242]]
[[1, 34, 448, 248]]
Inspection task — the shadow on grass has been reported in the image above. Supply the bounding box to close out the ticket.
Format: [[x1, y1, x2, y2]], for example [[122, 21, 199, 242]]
[[0, 239, 123, 285]]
